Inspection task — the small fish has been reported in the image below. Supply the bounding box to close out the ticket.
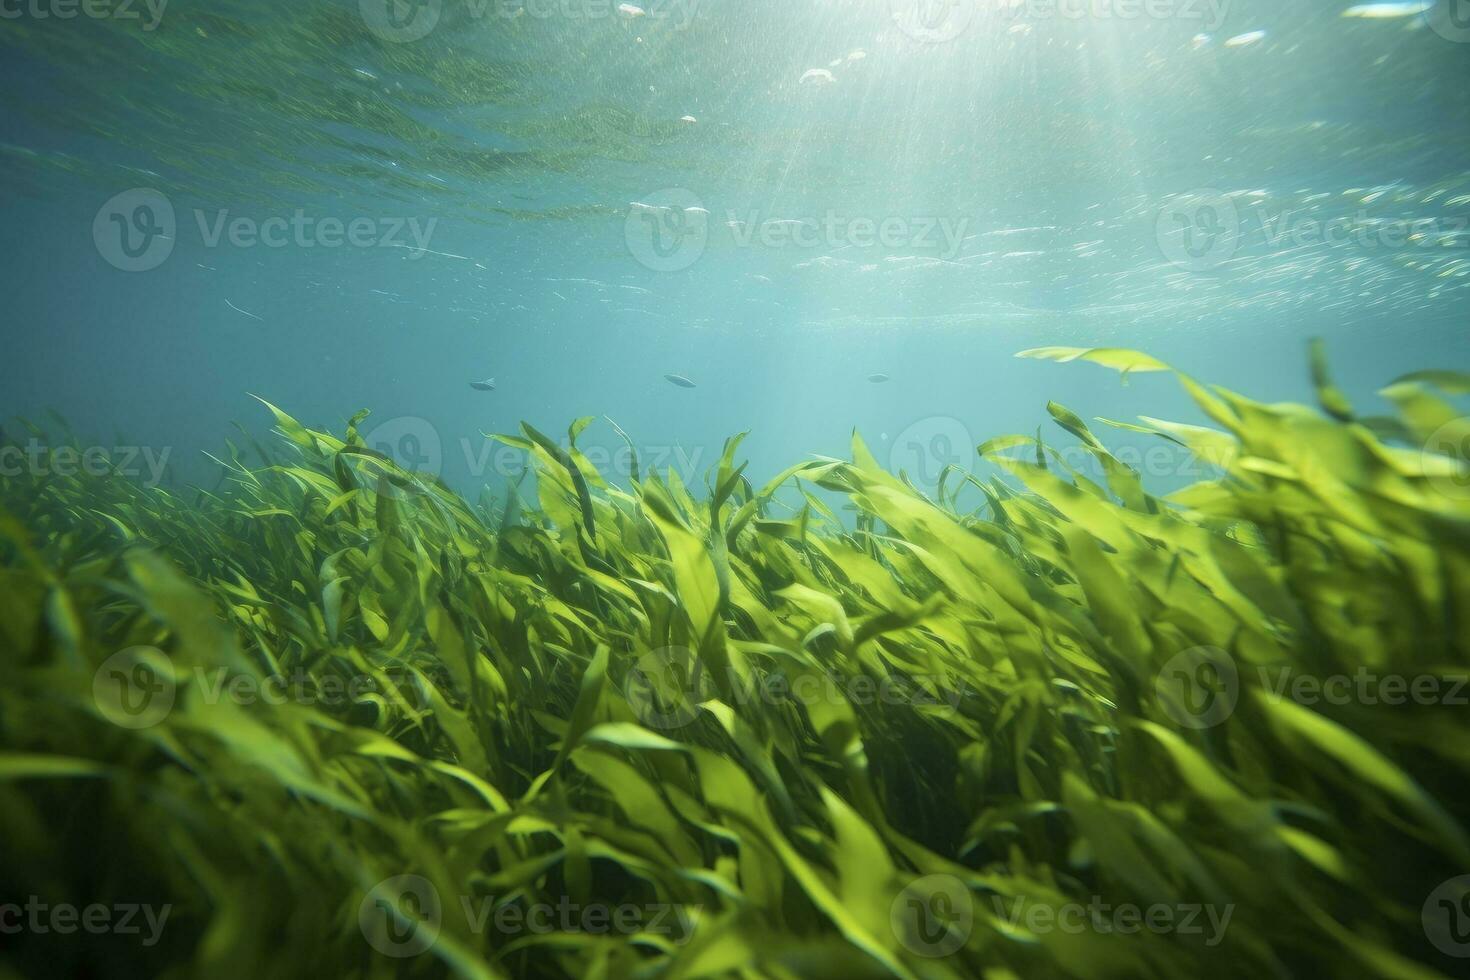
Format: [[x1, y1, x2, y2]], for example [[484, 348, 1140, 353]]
[[868, 373, 891, 384], [1224, 30, 1267, 47], [664, 374, 697, 389], [1342, 2, 1431, 17], [470, 378, 496, 391], [799, 68, 835, 86], [225, 299, 262, 321]]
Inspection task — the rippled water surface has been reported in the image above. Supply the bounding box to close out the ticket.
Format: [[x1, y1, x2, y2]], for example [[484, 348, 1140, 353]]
[[2, 0, 1468, 486]]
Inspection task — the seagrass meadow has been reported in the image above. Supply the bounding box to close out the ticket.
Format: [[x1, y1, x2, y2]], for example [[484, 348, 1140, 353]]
[[1, 347, 1468, 979]]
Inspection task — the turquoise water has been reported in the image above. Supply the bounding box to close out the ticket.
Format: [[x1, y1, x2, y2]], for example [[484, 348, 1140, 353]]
[[2, 0, 1468, 492]]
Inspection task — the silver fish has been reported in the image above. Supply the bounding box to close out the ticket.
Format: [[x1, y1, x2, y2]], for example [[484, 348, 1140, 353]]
[[1342, 2, 1431, 17], [868, 373, 891, 383], [664, 374, 697, 389], [470, 378, 496, 391]]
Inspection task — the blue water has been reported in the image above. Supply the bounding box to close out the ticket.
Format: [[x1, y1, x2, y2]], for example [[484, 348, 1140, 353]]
[[2, 0, 1467, 498]]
